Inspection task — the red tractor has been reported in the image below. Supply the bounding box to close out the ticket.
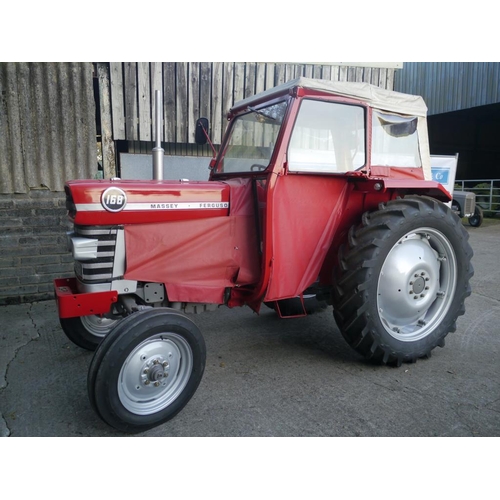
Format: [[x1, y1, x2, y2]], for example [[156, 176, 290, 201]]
[[54, 78, 473, 433]]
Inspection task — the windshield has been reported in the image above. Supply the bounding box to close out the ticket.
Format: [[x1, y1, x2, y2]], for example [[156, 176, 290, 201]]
[[216, 101, 288, 173]]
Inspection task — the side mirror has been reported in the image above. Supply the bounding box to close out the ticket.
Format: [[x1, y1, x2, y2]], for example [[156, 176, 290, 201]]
[[195, 118, 209, 145]]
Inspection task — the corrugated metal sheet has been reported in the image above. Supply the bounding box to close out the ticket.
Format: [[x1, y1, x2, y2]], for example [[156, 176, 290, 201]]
[[395, 62, 500, 115], [0, 62, 96, 194]]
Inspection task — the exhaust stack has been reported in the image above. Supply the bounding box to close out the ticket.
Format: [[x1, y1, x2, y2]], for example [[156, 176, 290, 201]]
[[152, 90, 164, 180]]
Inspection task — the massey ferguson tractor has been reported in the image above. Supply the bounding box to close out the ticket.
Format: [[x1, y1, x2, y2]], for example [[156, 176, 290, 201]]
[[54, 77, 473, 433]]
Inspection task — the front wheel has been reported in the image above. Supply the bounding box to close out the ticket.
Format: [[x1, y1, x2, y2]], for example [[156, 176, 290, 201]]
[[88, 308, 206, 433], [332, 196, 474, 366], [60, 315, 120, 351], [468, 205, 483, 227]]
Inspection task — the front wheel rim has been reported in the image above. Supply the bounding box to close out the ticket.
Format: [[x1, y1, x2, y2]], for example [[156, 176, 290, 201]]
[[377, 227, 458, 342], [81, 315, 119, 338], [118, 333, 193, 415]]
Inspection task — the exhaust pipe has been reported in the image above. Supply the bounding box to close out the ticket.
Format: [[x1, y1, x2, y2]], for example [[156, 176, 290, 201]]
[[152, 90, 164, 180]]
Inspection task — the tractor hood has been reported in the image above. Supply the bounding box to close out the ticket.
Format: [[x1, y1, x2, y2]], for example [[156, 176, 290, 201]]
[[65, 179, 230, 225]]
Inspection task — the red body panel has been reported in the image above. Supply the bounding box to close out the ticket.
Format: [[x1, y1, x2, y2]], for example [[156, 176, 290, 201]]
[[123, 178, 260, 304], [67, 179, 230, 225], [54, 278, 117, 318]]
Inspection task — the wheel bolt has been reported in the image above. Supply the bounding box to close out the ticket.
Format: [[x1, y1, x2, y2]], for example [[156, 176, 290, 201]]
[[145, 380, 150, 385], [143, 369, 149, 374], [414, 296, 418, 300], [162, 361, 169, 368], [154, 382, 160, 387]]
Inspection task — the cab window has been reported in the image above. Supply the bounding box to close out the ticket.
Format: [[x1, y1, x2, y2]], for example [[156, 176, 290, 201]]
[[288, 99, 365, 173]]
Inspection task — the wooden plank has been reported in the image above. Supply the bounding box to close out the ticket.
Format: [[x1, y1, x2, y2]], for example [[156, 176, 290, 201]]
[[265, 63, 275, 89], [212, 62, 223, 144], [371, 68, 380, 87], [124, 62, 138, 141], [313, 65, 322, 79], [188, 62, 200, 143], [285, 63, 295, 81], [176, 62, 188, 144], [199, 62, 212, 153], [322, 65, 332, 81], [138, 62, 151, 141], [339, 65, 348, 81], [245, 62, 256, 98], [363, 67, 372, 84], [97, 63, 116, 178], [294, 64, 305, 78], [348, 66, 356, 81], [233, 62, 245, 103], [233, 63, 245, 144], [109, 62, 125, 140], [200, 62, 211, 118], [379, 67, 388, 89], [331, 65, 340, 81], [150, 62, 163, 142], [255, 63, 266, 94], [386, 68, 395, 90], [276, 63, 286, 84], [355, 67, 364, 83], [163, 62, 176, 143], [304, 64, 313, 78], [222, 62, 234, 118]]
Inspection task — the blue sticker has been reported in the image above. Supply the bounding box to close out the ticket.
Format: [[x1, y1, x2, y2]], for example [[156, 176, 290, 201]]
[[431, 168, 449, 184]]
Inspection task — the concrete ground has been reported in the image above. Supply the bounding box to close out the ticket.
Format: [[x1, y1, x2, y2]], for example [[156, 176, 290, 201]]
[[1, 220, 499, 437]]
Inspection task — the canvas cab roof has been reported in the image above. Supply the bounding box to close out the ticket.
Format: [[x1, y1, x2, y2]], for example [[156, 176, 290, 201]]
[[232, 77, 428, 117]]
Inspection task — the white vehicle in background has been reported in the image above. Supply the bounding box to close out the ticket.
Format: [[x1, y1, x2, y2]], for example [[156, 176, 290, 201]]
[[431, 155, 483, 227]]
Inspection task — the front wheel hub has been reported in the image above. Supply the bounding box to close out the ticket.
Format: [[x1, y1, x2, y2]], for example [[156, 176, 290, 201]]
[[118, 333, 193, 415]]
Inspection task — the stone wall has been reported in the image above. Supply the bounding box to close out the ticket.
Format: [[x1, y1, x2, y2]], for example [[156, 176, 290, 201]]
[[0, 190, 73, 305]]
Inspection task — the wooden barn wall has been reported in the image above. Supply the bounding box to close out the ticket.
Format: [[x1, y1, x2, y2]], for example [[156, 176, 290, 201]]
[[0, 62, 96, 194], [106, 62, 396, 158]]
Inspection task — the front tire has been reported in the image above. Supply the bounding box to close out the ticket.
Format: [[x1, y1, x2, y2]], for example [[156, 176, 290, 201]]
[[60, 315, 120, 351], [332, 196, 473, 366], [88, 308, 206, 433], [468, 205, 483, 227]]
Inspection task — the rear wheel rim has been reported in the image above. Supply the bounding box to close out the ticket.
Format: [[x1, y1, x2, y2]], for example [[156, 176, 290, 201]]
[[118, 333, 193, 415], [377, 227, 457, 342]]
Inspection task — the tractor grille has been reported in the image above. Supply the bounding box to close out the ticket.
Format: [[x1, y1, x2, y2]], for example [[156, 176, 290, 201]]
[[73, 225, 118, 283], [464, 193, 475, 216]]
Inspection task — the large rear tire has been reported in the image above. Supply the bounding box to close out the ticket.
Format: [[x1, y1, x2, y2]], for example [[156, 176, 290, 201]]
[[88, 308, 206, 433], [332, 196, 473, 366]]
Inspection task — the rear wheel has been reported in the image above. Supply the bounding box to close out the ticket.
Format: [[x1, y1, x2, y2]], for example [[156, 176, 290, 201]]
[[332, 196, 473, 366], [60, 315, 120, 351], [88, 308, 206, 433]]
